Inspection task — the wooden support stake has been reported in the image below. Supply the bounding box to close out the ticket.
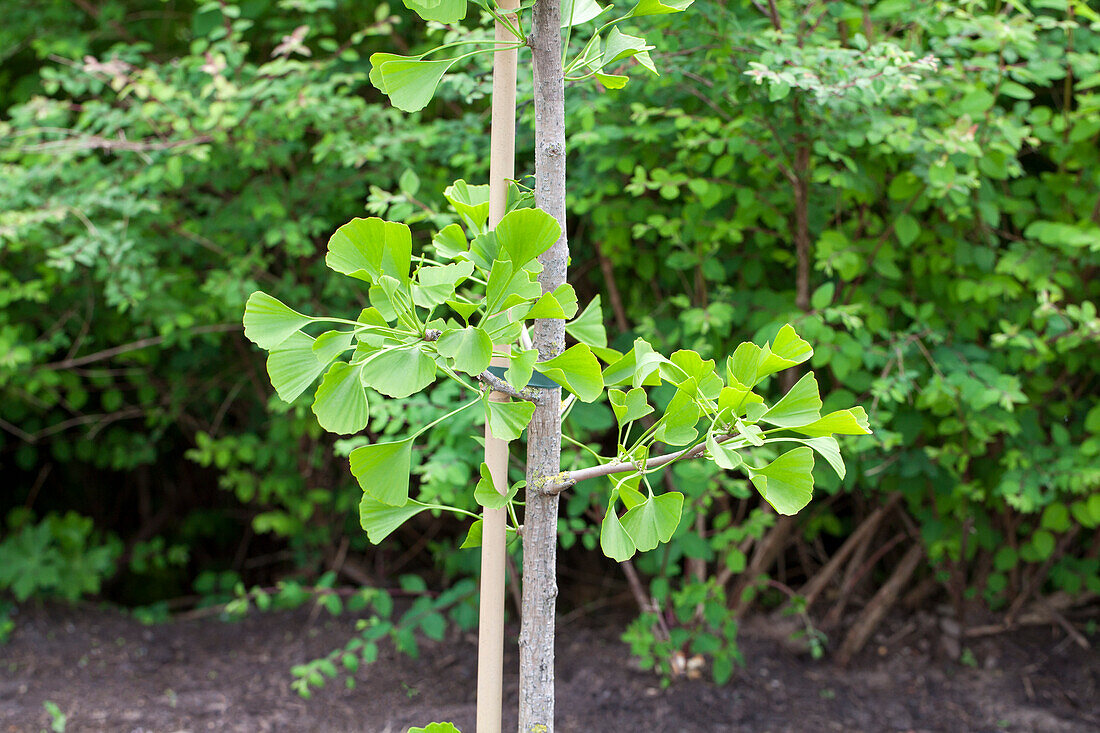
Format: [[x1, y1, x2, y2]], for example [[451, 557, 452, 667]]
[[475, 2, 519, 732]]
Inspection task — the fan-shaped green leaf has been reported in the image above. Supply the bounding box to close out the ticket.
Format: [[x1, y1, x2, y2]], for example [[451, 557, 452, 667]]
[[600, 509, 636, 561], [533, 343, 604, 402], [495, 208, 561, 268], [602, 27, 654, 68], [326, 218, 412, 284], [563, 0, 608, 27], [444, 180, 491, 233], [474, 462, 520, 509], [359, 494, 429, 543], [748, 447, 815, 515], [505, 348, 538, 391], [436, 326, 493, 376], [565, 295, 607, 348], [626, 0, 694, 17], [312, 362, 369, 435], [594, 72, 628, 89], [793, 407, 872, 437], [603, 338, 663, 387], [761, 372, 822, 428], [267, 332, 329, 403], [525, 292, 567, 319], [621, 491, 683, 552], [609, 387, 653, 426], [313, 330, 354, 364], [378, 58, 459, 113], [403, 0, 466, 23], [432, 223, 468, 260], [706, 432, 743, 471], [350, 437, 414, 505], [360, 346, 437, 398], [486, 399, 536, 441], [413, 260, 474, 309], [244, 291, 312, 350]]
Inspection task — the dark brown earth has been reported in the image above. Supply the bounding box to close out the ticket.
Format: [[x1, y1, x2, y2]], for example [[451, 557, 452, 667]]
[[1, 602, 1097, 733]]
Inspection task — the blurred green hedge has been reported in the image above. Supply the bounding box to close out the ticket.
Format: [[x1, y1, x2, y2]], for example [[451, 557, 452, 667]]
[[1, 0, 1097, 624]]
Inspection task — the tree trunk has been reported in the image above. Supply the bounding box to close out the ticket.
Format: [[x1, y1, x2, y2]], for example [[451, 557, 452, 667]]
[[520, 0, 566, 730]]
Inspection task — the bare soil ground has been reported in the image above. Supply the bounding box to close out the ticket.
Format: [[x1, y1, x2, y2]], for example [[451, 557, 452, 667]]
[[1, 602, 1096, 732]]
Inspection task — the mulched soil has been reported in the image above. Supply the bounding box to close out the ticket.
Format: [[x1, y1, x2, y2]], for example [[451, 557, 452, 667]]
[[1, 601, 1096, 732]]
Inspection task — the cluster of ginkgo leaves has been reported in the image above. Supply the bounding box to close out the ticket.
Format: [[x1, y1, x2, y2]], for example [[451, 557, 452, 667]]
[[368, 0, 695, 112], [242, 178, 871, 561]]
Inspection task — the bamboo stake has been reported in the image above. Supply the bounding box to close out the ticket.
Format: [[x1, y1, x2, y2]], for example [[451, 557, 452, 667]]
[[476, 2, 519, 731]]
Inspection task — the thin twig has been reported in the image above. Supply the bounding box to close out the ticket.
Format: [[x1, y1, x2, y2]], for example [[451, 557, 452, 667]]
[[474, 370, 543, 403], [42, 323, 240, 370]]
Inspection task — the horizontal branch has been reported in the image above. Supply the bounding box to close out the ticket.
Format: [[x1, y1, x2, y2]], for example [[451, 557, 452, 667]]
[[540, 434, 737, 495], [475, 370, 543, 403], [42, 323, 241, 370]]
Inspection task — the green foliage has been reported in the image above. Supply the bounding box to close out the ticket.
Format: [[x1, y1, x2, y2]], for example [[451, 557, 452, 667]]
[[0, 509, 120, 602], [408, 723, 462, 733], [286, 578, 478, 698], [622, 579, 741, 686], [43, 700, 67, 733], [3, 0, 1097, 688], [560, 0, 1100, 625]]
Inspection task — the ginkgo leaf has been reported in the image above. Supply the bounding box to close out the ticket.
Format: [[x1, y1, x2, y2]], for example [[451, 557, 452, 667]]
[[435, 326, 493, 376], [403, 0, 466, 24], [413, 260, 474, 309], [761, 372, 822, 428], [706, 431, 743, 471], [312, 330, 353, 364], [603, 338, 664, 387], [562, 0, 608, 27], [600, 508, 636, 561], [495, 208, 561, 268], [758, 324, 813, 377], [621, 491, 683, 552], [655, 387, 699, 446], [486, 399, 536, 441], [368, 52, 423, 93], [505, 348, 537, 392], [244, 291, 312, 350], [793, 407, 872, 437], [565, 295, 607, 348], [609, 387, 653, 426], [748, 447, 815, 515], [595, 72, 628, 89], [326, 217, 412, 284], [602, 27, 653, 67], [359, 494, 429, 543], [626, 0, 694, 17], [444, 180, 491, 233], [360, 346, 437, 398], [312, 362, 369, 435], [267, 332, 328, 403], [525, 292, 567, 319], [474, 462, 520, 509], [350, 437, 414, 505], [432, 223, 468, 260], [552, 283, 579, 319], [378, 57, 460, 113], [533, 343, 604, 402]]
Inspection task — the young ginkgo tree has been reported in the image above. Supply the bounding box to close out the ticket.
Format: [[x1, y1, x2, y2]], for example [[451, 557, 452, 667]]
[[242, 0, 871, 730], [238, 194, 873, 644]]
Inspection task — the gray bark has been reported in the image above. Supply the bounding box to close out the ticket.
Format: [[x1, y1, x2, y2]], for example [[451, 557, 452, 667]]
[[519, 0, 566, 730]]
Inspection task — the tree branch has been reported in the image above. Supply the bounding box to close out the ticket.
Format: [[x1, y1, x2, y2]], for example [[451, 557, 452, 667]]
[[539, 434, 737, 494], [41, 323, 241, 370], [474, 370, 543, 403]]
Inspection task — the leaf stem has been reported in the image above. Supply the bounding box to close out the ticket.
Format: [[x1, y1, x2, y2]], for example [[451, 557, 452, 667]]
[[411, 396, 480, 439]]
